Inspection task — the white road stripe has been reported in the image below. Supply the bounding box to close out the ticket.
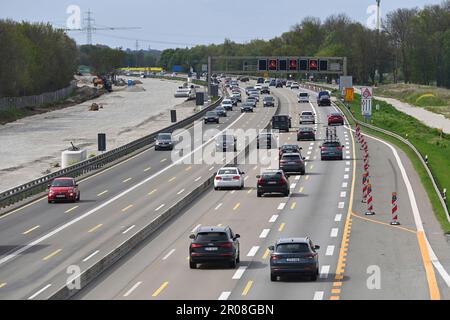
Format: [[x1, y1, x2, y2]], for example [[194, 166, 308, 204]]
[[215, 203, 223, 210], [124, 282, 142, 297], [191, 224, 201, 233], [162, 249, 175, 260], [335, 214, 342, 222], [346, 161, 351, 165], [232, 266, 247, 279], [320, 265, 330, 279], [295, 176, 300, 181], [82, 250, 99, 262], [247, 246, 260, 257], [326, 246, 335, 256], [177, 189, 185, 195], [338, 202, 345, 209], [313, 291, 324, 300], [195, 177, 202, 182], [155, 204, 165, 211], [259, 229, 270, 238], [330, 228, 339, 238], [122, 225, 136, 234], [344, 174, 349, 179], [277, 203, 286, 210], [342, 182, 348, 188], [28, 284, 52, 300], [269, 215, 279, 223], [218, 291, 231, 300], [340, 191, 347, 198], [290, 183, 297, 189], [345, 167, 350, 172]]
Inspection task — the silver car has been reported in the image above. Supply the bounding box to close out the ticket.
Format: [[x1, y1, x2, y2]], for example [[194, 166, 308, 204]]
[[214, 167, 245, 190]]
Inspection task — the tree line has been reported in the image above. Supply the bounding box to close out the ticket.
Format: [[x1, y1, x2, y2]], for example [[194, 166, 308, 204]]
[[159, 1, 450, 87]]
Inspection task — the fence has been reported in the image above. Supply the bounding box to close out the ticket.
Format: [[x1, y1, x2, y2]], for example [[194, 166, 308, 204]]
[[0, 81, 77, 110]]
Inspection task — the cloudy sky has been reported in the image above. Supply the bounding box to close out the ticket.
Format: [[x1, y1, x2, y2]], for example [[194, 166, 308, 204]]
[[1, 0, 443, 50]]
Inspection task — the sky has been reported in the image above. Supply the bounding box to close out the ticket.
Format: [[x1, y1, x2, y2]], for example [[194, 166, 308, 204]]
[[1, 0, 444, 51]]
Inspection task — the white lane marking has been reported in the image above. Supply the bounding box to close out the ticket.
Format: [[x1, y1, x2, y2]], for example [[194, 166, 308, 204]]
[[340, 192, 347, 198], [307, 151, 312, 155], [346, 156, 351, 159], [122, 225, 136, 235], [310, 142, 314, 146], [162, 249, 176, 260], [259, 229, 270, 238], [359, 129, 450, 287], [346, 151, 350, 154], [345, 167, 350, 172], [191, 224, 201, 233], [277, 203, 286, 210], [326, 246, 335, 256], [313, 291, 324, 300], [177, 189, 185, 195], [82, 250, 99, 262], [344, 174, 349, 179], [155, 204, 165, 211], [269, 215, 279, 223], [215, 203, 223, 210], [290, 183, 297, 189], [28, 284, 52, 300], [209, 166, 215, 171], [305, 156, 310, 160], [342, 182, 348, 188], [0, 115, 251, 267], [346, 161, 351, 165], [308, 147, 313, 150], [218, 291, 231, 300], [295, 176, 300, 181], [232, 266, 247, 279], [253, 165, 258, 170], [338, 202, 345, 209], [330, 228, 339, 238], [195, 176, 202, 182], [335, 214, 342, 222], [247, 246, 260, 257], [320, 265, 330, 279], [230, 190, 236, 194], [124, 282, 142, 297]]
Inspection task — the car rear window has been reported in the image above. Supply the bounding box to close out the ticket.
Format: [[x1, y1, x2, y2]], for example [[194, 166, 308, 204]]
[[218, 169, 238, 175], [206, 112, 217, 116], [273, 116, 288, 121], [196, 232, 228, 242], [302, 112, 313, 116], [282, 154, 301, 160], [52, 179, 74, 187], [299, 128, 313, 132], [276, 243, 309, 253], [262, 172, 282, 179], [264, 97, 274, 101], [323, 142, 341, 147], [299, 93, 308, 97]]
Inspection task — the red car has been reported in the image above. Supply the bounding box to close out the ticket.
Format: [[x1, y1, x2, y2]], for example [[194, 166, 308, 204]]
[[48, 178, 80, 203], [328, 113, 344, 126]]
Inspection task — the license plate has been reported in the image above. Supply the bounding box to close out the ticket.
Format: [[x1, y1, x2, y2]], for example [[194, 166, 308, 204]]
[[288, 162, 296, 164], [56, 195, 66, 198], [205, 247, 218, 251], [286, 258, 300, 262], [268, 181, 277, 185]]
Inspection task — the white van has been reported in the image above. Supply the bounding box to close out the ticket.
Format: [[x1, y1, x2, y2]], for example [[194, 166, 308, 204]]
[[298, 92, 309, 103]]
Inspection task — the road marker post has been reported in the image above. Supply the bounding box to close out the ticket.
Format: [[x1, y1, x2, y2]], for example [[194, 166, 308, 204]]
[[365, 184, 375, 215], [362, 174, 368, 203], [390, 192, 400, 225]]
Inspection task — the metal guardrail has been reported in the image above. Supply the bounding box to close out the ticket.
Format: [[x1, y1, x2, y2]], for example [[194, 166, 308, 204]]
[[0, 95, 224, 210], [302, 82, 449, 221]]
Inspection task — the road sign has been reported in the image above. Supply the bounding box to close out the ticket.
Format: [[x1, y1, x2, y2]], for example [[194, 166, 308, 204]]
[[361, 87, 373, 116], [345, 88, 354, 102], [201, 64, 208, 72], [339, 76, 353, 94]]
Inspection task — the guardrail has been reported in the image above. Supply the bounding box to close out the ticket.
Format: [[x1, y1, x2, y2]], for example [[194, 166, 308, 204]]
[[0, 95, 224, 210], [302, 83, 449, 222], [48, 91, 282, 300]]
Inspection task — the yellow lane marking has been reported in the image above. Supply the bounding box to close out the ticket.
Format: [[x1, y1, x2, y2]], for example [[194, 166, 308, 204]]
[[242, 281, 254, 296], [0, 283, 6, 289], [122, 205, 134, 212], [333, 282, 343, 287], [148, 189, 157, 196], [291, 202, 297, 210], [247, 188, 253, 194], [88, 224, 103, 233], [299, 186, 304, 193], [417, 231, 441, 300], [43, 249, 62, 261], [169, 177, 177, 182], [305, 176, 310, 181], [152, 282, 169, 297], [244, 176, 249, 181], [185, 166, 192, 171], [65, 206, 79, 214], [122, 178, 132, 183], [351, 212, 417, 234], [262, 249, 270, 259], [23, 225, 40, 235], [233, 203, 241, 211], [278, 223, 286, 232], [331, 288, 341, 294], [160, 158, 167, 163], [330, 296, 340, 300], [97, 190, 108, 197]]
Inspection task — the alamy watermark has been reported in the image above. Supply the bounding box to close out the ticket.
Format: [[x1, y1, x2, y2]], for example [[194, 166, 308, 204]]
[[66, 5, 81, 30]]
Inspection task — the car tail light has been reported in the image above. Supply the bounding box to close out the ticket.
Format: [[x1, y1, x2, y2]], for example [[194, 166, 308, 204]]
[[303, 254, 314, 259], [215, 176, 222, 181], [321, 147, 327, 151], [232, 176, 240, 180], [191, 243, 203, 248], [280, 178, 287, 185], [220, 242, 233, 248], [270, 255, 279, 261], [280, 160, 286, 164]]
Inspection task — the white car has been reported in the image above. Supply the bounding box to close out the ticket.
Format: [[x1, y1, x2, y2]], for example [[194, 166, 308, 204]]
[[222, 99, 233, 111], [286, 81, 292, 88], [300, 111, 316, 124], [298, 92, 309, 103], [254, 84, 263, 90], [291, 82, 299, 89], [214, 167, 245, 190]]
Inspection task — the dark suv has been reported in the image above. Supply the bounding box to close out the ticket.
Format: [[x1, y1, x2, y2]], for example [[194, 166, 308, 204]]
[[204, 111, 219, 124], [269, 237, 320, 281], [257, 170, 290, 197], [155, 133, 174, 151], [272, 115, 291, 132], [189, 226, 240, 269], [279, 153, 306, 176]]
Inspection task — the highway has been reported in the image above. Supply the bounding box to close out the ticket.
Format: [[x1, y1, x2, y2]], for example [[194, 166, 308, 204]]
[[1, 84, 449, 300]]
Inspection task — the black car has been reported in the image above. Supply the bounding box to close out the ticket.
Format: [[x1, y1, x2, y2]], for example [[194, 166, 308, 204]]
[[260, 86, 270, 94], [241, 102, 254, 113], [204, 111, 219, 124], [257, 133, 277, 149], [240, 77, 250, 82], [279, 153, 306, 176], [189, 226, 240, 269], [276, 80, 283, 88], [272, 115, 291, 132], [263, 96, 275, 107], [297, 127, 316, 141], [155, 133, 174, 151], [269, 237, 320, 281], [215, 106, 227, 117], [257, 170, 290, 197]]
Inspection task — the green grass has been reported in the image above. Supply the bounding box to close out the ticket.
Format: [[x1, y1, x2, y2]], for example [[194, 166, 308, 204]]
[[335, 93, 450, 233], [0, 107, 28, 124]]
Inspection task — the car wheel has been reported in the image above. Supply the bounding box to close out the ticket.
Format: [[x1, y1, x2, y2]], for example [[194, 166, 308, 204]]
[[214, 187, 219, 191], [297, 137, 300, 141], [77, 193, 80, 202], [236, 253, 240, 263], [257, 192, 262, 198], [48, 200, 52, 204], [189, 261, 197, 269], [301, 170, 306, 176], [229, 259, 237, 269], [270, 274, 277, 282], [310, 273, 318, 281], [284, 191, 290, 197]]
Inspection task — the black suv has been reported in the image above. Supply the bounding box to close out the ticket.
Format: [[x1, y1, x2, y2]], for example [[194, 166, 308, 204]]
[[189, 226, 240, 269], [204, 111, 219, 124], [272, 115, 291, 133], [297, 127, 316, 141], [155, 133, 174, 151], [257, 170, 290, 197], [279, 153, 306, 176], [269, 237, 320, 281]]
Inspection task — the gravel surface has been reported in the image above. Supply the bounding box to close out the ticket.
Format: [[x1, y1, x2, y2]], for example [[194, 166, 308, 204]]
[[0, 78, 202, 192]]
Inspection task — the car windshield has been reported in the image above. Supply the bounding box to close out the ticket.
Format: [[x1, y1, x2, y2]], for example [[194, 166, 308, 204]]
[[51, 179, 74, 187], [300, 128, 313, 132], [158, 134, 171, 140], [218, 169, 239, 175], [302, 112, 313, 116], [273, 116, 288, 121], [264, 97, 274, 101], [282, 145, 298, 150], [223, 100, 232, 104], [276, 243, 309, 253], [196, 232, 228, 242], [299, 93, 308, 97]]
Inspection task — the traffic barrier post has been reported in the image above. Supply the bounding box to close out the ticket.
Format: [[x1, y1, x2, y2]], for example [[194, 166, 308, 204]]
[[365, 184, 375, 215], [390, 192, 400, 225]]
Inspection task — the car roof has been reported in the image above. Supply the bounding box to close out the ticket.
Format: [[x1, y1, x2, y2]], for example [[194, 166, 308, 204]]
[[330, 113, 342, 116], [197, 226, 228, 233], [281, 144, 299, 148], [54, 177, 74, 181], [299, 127, 314, 131], [281, 152, 301, 157], [276, 237, 309, 245]]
